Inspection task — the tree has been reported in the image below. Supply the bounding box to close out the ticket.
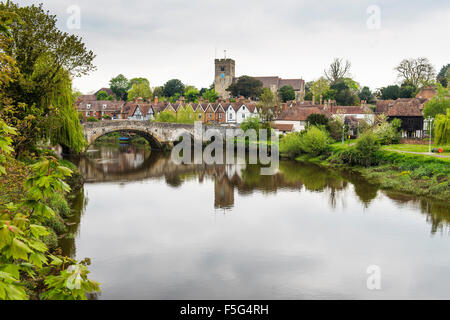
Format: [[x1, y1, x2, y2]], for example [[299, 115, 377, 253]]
[[109, 74, 130, 101], [185, 87, 199, 103], [96, 90, 109, 100], [153, 86, 163, 99], [324, 58, 351, 84], [380, 85, 400, 100], [395, 57, 436, 87], [330, 79, 360, 106], [240, 116, 260, 133], [437, 64, 450, 87], [0, 2, 93, 154], [423, 84, 450, 118], [129, 77, 149, 87], [311, 77, 331, 101], [258, 88, 279, 125], [359, 86, 374, 103], [434, 110, 450, 145], [226, 76, 263, 99], [278, 85, 295, 102], [163, 79, 184, 98], [398, 82, 417, 98], [306, 113, 329, 128], [127, 81, 152, 101], [202, 89, 219, 102]]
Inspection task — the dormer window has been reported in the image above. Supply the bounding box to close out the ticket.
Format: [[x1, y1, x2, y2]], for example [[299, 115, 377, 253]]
[[86, 104, 91, 109], [103, 104, 107, 109]]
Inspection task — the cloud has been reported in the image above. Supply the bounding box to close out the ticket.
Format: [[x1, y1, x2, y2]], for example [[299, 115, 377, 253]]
[[14, 0, 450, 93]]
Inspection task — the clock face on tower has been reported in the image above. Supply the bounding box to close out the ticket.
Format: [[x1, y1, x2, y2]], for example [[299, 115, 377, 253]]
[[220, 73, 225, 78]]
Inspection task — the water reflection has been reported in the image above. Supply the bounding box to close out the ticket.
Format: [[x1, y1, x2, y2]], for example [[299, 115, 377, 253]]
[[65, 144, 450, 299]]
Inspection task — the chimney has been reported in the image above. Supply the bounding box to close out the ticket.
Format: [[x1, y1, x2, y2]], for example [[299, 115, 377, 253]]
[[282, 103, 288, 112], [154, 96, 158, 104], [312, 95, 315, 105]]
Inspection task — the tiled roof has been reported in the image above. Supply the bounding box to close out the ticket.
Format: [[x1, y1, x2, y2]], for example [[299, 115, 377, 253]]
[[271, 123, 294, 131], [386, 100, 423, 117], [330, 105, 373, 115], [276, 106, 325, 121]]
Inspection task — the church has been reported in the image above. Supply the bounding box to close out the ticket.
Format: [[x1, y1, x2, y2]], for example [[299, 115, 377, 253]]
[[214, 58, 305, 101]]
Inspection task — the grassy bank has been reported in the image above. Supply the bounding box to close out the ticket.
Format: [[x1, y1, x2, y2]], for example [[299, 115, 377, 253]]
[[293, 144, 449, 201]]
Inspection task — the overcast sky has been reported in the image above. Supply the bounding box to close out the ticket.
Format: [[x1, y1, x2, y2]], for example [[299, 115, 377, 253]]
[[16, 0, 450, 94]]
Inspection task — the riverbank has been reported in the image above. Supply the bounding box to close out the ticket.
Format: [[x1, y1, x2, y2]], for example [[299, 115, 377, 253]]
[[293, 145, 450, 201]]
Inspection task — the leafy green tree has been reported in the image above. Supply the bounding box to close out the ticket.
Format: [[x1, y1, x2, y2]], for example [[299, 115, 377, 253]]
[[380, 85, 400, 100], [240, 116, 260, 132], [331, 79, 360, 105], [311, 77, 330, 101], [185, 87, 199, 103], [278, 85, 296, 102], [163, 79, 184, 98], [359, 86, 374, 103], [127, 81, 152, 101], [96, 90, 109, 100], [399, 82, 417, 98], [0, 2, 94, 154], [226, 76, 263, 99], [434, 110, 450, 145], [437, 64, 450, 87], [109, 74, 130, 101], [306, 113, 329, 128], [395, 57, 436, 87], [258, 88, 278, 125], [202, 89, 219, 102], [86, 116, 98, 122], [153, 86, 163, 99], [129, 77, 149, 87], [423, 85, 450, 118], [279, 132, 302, 158]]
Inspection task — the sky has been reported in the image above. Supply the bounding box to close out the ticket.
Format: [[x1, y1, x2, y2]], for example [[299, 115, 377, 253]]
[[15, 0, 450, 94]]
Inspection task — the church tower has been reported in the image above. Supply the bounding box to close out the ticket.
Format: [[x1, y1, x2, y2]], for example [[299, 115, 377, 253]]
[[214, 58, 235, 99]]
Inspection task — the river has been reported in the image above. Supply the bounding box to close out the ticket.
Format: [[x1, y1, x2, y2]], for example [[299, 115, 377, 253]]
[[63, 143, 450, 299]]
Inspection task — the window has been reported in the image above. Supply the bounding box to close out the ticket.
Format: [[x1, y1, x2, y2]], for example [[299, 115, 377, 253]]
[[229, 113, 233, 119], [219, 114, 222, 119], [86, 111, 90, 116], [103, 104, 107, 109], [208, 114, 212, 119], [220, 66, 225, 72], [198, 114, 202, 119], [242, 114, 245, 119], [86, 104, 91, 109]]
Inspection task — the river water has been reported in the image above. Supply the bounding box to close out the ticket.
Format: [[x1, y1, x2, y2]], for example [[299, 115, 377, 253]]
[[63, 143, 450, 299]]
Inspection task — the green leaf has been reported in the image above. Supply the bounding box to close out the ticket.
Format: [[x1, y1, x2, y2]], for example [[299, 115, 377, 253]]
[[10, 238, 32, 261], [30, 224, 50, 237]]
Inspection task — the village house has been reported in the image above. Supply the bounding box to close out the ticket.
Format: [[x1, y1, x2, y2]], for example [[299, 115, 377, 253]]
[[272, 106, 325, 132], [77, 100, 125, 121], [385, 99, 426, 138], [327, 104, 375, 125]]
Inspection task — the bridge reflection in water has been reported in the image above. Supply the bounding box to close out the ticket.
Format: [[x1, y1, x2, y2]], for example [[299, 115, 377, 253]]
[[71, 144, 450, 225]]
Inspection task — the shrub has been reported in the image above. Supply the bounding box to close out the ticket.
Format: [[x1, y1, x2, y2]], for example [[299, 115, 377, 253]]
[[299, 126, 331, 156], [86, 116, 99, 122], [354, 132, 380, 166], [373, 121, 400, 145], [240, 116, 260, 133], [434, 111, 450, 145], [50, 193, 71, 218], [329, 119, 344, 141], [279, 132, 303, 158]]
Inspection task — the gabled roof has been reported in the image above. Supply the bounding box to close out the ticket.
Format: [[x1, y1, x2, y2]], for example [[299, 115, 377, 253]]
[[386, 100, 423, 117], [330, 105, 373, 115]]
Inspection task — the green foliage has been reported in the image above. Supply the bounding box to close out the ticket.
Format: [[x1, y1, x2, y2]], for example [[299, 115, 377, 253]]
[[202, 89, 219, 103], [240, 116, 260, 133], [423, 85, 450, 118], [109, 74, 130, 101], [399, 83, 417, 98], [176, 106, 195, 124], [96, 90, 109, 100], [330, 78, 360, 106], [185, 87, 199, 103], [306, 113, 329, 128], [154, 111, 177, 123], [328, 119, 344, 142], [258, 88, 278, 124], [373, 118, 401, 145], [359, 86, 374, 103], [380, 85, 400, 100], [128, 81, 152, 102], [434, 111, 450, 145], [299, 126, 331, 156], [0, 124, 100, 300], [226, 76, 263, 99], [163, 79, 184, 98], [279, 132, 303, 158], [86, 116, 98, 122], [437, 64, 450, 87], [278, 85, 296, 102], [311, 77, 331, 101]]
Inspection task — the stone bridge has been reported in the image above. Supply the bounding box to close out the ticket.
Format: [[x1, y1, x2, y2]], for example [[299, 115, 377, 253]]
[[82, 120, 241, 150]]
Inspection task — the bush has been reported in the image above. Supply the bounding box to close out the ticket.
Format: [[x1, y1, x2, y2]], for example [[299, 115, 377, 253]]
[[240, 116, 260, 133], [279, 132, 303, 158], [373, 121, 400, 145], [86, 116, 99, 122], [299, 126, 331, 156], [354, 132, 380, 166], [49, 193, 71, 218], [329, 119, 344, 141]]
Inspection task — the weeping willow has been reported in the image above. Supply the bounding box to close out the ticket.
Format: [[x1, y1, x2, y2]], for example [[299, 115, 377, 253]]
[[434, 110, 450, 145], [41, 72, 86, 153]]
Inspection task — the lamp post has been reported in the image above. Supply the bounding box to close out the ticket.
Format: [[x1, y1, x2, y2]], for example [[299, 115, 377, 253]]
[[342, 124, 345, 145]]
